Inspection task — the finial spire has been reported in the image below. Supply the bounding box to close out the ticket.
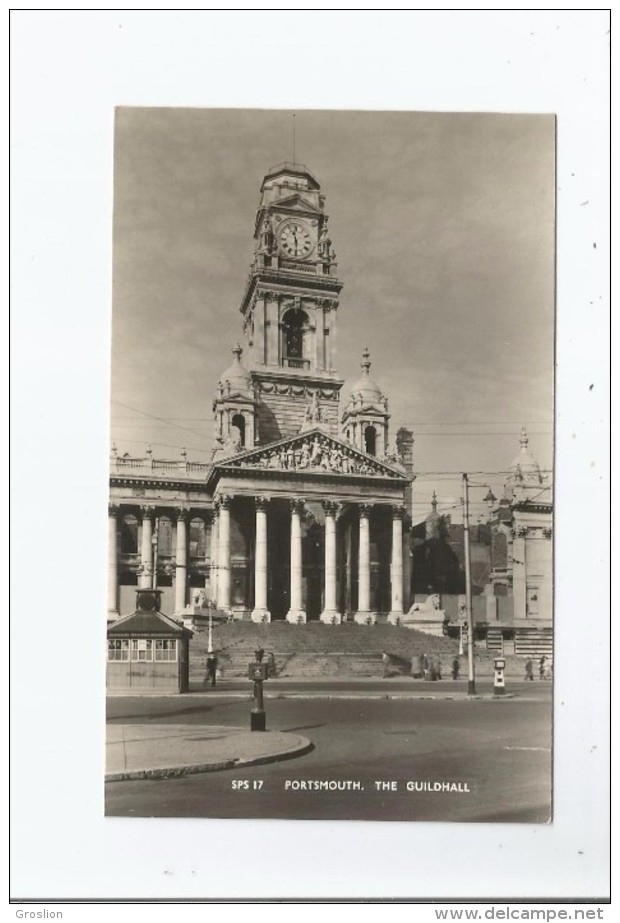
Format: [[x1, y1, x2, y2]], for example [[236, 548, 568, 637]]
[[431, 491, 438, 512], [232, 342, 243, 362], [520, 426, 529, 451], [292, 113, 296, 165], [361, 347, 371, 374]]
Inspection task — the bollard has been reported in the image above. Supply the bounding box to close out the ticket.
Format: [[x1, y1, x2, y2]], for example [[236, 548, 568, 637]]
[[493, 657, 506, 696], [248, 647, 269, 731]]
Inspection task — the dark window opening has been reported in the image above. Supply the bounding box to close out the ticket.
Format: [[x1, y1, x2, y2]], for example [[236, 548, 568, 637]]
[[120, 514, 139, 554], [231, 413, 246, 448], [365, 425, 377, 456], [282, 307, 309, 361]]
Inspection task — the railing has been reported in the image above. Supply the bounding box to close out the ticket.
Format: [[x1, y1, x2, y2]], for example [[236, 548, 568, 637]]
[[283, 356, 310, 369], [112, 457, 211, 478], [281, 260, 316, 274]]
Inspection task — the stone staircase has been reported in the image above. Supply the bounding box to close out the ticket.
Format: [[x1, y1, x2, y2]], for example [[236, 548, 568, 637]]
[[187, 621, 535, 683]]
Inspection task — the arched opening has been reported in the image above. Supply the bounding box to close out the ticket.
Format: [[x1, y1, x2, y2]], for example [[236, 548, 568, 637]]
[[364, 425, 377, 456], [231, 413, 246, 448], [120, 514, 139, 554], [282, 307, 309, 367]]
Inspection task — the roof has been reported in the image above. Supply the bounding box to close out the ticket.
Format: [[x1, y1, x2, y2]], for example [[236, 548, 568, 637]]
[[107, 609, 192, 638]]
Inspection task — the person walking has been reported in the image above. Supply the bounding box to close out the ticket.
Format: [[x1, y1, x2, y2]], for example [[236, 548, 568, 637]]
[[452, 657, 460, 681], [539, 655, 547, 680], [525, 659, 534, 681], [206, 652, 218, 688], [435, 658, 443, 680]]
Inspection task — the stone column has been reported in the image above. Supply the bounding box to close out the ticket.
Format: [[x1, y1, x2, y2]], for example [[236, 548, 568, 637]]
[[174, 507, 188, 614], [354, 503, 374, 624], [388, 505, 405, 623], [210, 509, 219, 603], [108, 504, 120, 618], [402, 514, 412, 613], [286, 498, 306, 623], [139, 505, 155, 588], [217, 495, 232, 611], [320, 501, 340, 623], [252, 496, 271, 622]]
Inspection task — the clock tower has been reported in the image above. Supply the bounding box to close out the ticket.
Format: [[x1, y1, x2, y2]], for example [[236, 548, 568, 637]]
[[238, 162, 344, 445]]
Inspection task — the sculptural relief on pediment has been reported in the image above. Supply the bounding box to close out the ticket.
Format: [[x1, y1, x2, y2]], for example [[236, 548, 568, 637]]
[[219, 432, 405, 479]]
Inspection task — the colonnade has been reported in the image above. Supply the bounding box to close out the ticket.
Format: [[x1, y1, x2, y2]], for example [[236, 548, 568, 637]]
[[212, 494, 406, 624], [108, 497, 408, 623]]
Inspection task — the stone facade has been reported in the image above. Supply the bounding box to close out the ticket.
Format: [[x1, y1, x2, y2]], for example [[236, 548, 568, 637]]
[[109, 163, 414, 625]]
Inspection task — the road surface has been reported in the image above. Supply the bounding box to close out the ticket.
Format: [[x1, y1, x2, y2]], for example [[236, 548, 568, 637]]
[[106, 684, 552, 823]]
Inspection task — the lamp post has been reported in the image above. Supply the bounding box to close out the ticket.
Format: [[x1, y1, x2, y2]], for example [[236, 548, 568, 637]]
[[207, 611, 213, 655], [151, 523, 159, 591], [462, 474, 476, 695], [461, 479, 499, 695]]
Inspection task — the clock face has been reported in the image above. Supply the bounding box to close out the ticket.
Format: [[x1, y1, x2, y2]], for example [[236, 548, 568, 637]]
[[278, 220, 313, 259]]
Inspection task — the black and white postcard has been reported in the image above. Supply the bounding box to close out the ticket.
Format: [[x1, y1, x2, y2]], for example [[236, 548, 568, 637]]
[[105, 107, 555, 825], [11, 10, 609, 904]]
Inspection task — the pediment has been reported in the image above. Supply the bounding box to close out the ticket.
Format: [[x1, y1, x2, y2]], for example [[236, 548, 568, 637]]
[[215, 428, 407, 480], [274, 194, 320, 215]]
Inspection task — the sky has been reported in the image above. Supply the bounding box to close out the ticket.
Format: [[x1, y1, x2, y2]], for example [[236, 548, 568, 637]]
[[111, 107, 555, 522]]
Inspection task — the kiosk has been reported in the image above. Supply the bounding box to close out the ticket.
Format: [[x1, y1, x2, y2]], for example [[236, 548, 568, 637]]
[[107, 589, 193, 694]]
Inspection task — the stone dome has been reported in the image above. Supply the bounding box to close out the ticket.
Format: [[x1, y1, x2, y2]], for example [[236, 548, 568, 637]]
[[218, 343, 252, 397], [348, 348, 385, 407], [509, 427, 542, 484]]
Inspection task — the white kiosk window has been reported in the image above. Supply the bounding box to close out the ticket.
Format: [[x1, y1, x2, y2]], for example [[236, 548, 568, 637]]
[[154, 639, 178, 662], [131, 639, 153, 661], [107, 639, 129, 661]]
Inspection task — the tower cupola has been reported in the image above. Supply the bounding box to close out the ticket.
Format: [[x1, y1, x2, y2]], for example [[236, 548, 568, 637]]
[[342, 348, 390, 456], [212, 343, 257, 458]]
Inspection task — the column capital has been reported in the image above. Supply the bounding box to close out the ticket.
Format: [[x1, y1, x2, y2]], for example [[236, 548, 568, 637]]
[[255, 495, 270, 511], [321, 500, 339, 515], [175, 506, 189, 522], [140, 504, 156, 518], [290, 497, 305, 514], [108, 503, 121, 517], [216, 494, 233, 511], [392, 504, 407, 520], [358, 502, 373, 518]]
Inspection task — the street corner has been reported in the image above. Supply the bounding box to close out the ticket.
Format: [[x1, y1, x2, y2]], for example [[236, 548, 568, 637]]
[[105, 723, 313, 782]]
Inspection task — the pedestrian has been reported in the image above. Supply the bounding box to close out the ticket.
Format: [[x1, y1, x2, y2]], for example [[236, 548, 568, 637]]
[[452, 657, 460, 681], [543, 658, 552, 681], [267, 651, 276, 678], [206, 652, 218, 688], [422, 653, 429, 680], [524, 659, 534, 681], [435, 658, 443, 680], [382, 651, 390, 679], [539, 655, 547, 680]]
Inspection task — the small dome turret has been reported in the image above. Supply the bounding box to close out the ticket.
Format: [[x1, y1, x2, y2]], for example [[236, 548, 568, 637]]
[[348, 348, 384, 407], [218, 343, 253, 398], [509, 427, 542, 484], [425, 492, 442, 540]]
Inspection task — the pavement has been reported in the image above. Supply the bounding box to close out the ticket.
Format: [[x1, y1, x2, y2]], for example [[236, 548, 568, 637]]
[[106, 722, 313, 782]]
